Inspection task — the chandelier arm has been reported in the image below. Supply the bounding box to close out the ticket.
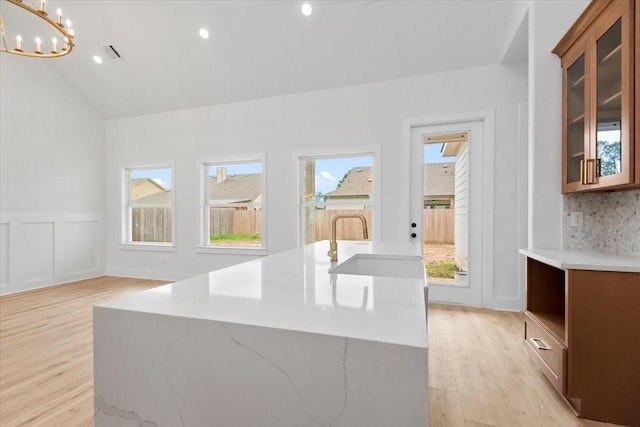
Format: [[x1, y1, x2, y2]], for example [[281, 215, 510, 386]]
[[0, 0, 75, 58], [0, 15, 7, 51]]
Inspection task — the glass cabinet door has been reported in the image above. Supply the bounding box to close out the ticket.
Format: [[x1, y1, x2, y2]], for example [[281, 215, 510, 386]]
[[566, 54, 586, 185], [595, 18, 623, 178]]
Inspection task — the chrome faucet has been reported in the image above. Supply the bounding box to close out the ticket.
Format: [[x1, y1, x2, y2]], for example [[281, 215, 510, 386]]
[[327, 214, 369, 262]]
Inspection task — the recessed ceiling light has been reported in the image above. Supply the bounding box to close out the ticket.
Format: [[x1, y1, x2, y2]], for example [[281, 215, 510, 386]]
[[199, 28, 209, 39], [301, 3, 312, 16], [93, 55, 103, 64]]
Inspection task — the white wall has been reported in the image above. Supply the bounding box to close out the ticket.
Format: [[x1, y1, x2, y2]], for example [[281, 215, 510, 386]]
[[528, 0, 589, 249], [105, 62, 528, 309], [454, 141, 469, 272], [0, 55, 105, 295]]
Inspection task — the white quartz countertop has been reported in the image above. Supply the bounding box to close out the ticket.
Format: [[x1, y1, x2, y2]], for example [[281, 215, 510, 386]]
[[520, 248, 640, 272], [97, 241, 427, 348]]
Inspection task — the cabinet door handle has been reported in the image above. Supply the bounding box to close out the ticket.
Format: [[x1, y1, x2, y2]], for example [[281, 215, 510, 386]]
[[584, 158, 598, 184], [530, 337, 551, 351]]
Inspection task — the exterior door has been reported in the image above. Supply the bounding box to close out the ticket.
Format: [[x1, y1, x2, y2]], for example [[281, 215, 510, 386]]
[[410, 120, 484, 306]]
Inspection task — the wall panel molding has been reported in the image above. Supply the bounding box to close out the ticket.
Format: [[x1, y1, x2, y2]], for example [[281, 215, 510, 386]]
[[0, 215, 103, 295], [0, 223, 9, 288]]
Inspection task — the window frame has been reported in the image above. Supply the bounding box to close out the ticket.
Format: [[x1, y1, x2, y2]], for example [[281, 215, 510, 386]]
[[120, 163, 176, 251], [296, 146, 381, 246], [197, 154, 266, 255]]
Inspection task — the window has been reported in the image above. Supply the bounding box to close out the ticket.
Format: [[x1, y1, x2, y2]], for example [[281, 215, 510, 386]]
[[299, 153, 375, 245], [203, 158, 264, 250], [124, 166, 174, 246]]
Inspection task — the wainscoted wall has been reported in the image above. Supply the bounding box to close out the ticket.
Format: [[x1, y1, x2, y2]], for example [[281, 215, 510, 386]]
[[563, 190, 640, 257], [0, 223, 9, 287], [1, 54, 105, 295], [0, 217, 102, 294]]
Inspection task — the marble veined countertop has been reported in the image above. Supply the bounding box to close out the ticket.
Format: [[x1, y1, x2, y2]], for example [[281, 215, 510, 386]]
[[520, 248, 640, 272], [97, 240, 427, 348]]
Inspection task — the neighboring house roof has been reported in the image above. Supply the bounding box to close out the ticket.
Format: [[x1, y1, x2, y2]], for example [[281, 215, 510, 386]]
[[322, 164, 454, 198], [323, 167, 372, 198], [424, 163, 455, 197], [209, 174, 261, 203], [131, 178, 167, 191], [130, 178, 169, 202], [134, 190, 172, 205]]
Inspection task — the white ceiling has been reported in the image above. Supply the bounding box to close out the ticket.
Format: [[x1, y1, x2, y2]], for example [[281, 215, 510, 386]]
[[1, 0, 523, 119]]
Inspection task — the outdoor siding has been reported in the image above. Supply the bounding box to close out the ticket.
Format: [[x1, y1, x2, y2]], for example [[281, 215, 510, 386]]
[[454, 141, 469, 271]]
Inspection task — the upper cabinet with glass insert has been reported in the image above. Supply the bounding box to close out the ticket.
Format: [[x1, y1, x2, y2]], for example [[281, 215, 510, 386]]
[[554, 0, 637, 193]]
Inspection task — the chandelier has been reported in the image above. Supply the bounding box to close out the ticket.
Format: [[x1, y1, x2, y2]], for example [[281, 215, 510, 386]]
[[0, 0, 74, 58]]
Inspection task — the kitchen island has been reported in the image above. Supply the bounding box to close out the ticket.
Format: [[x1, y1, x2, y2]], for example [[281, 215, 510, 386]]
[[94, 241, 428, 427]]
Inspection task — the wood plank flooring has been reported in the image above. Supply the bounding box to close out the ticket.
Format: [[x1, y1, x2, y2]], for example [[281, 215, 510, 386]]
[[428, 303, 623, 427], [0, 277, 167, 426], [0, 279, 626, 426]]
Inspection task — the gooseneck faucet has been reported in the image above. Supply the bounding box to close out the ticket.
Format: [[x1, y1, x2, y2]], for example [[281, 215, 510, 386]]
[[328, 214, 369, 262]]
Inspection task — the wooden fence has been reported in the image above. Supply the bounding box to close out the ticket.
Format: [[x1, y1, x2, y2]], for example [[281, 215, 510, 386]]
[[209, 208, 262, 236], [423, 209, 454, 244], [133, 207, 453, 244], [312, 209, 453, 243], [132, 208, 172, 242], [313, 210, 372, 241]]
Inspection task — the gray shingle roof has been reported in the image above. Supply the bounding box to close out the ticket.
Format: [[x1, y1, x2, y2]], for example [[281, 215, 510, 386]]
[[209, 174, 261, 203], [134, 190, 171, 205], [323, 167, 372, 197], [323, 164, 454, 198], [424, 163, 455, 197]]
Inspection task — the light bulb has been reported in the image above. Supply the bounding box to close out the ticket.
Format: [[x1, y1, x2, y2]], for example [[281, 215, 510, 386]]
[[93, 55, 103, 64], [56, 8, 62, 25], [51, 37, 58, 53], [15, 35, 22, 51], [35, 37, 42, 53], [199, 28, 209, 39], [301, 3, 312, 16]]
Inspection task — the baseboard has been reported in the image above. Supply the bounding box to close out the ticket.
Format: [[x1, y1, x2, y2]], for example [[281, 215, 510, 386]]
[[0, 269, 104, 296], [104, 267, 192, 282]]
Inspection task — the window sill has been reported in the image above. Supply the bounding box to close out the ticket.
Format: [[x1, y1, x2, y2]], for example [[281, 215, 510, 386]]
[[120, 243, 176, 252], [196, 246, 267, 256]]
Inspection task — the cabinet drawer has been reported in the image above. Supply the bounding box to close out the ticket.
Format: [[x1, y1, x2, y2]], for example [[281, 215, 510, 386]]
[[524, 312, 567, 395]]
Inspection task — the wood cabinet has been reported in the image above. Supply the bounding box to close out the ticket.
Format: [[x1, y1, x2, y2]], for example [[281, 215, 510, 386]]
[[524, 257, 640, 426], [554, 0, 638, 193]]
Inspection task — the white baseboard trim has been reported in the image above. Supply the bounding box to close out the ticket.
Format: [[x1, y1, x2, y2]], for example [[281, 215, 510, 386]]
[[104, 267, 193, 283], [0, 270, 104, 296]]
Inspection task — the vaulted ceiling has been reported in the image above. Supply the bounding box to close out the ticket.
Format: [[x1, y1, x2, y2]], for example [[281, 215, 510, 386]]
[[1, 0, 524, 119]]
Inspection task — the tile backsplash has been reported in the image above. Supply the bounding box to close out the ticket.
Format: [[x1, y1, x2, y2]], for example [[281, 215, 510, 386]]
[[563, 190, 640, 257]]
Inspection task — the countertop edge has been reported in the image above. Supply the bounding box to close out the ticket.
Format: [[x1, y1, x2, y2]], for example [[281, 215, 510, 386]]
[[520, 248, 640, 272]]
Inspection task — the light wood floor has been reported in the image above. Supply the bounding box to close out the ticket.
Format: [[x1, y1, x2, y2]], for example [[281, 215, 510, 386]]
[[0, 277, 167, 426], [0, 278, 625, 426], [428, 303, 622, 427]]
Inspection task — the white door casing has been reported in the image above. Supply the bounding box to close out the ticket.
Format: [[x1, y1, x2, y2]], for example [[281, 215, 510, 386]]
[[405, 111, 494, 307]]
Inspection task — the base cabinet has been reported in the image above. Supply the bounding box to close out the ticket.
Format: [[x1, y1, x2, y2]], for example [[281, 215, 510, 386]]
[[524, 257, 640, 426]]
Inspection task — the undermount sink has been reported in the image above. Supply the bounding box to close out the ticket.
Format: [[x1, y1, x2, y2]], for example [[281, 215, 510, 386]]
[[328, 254, 425, 280]]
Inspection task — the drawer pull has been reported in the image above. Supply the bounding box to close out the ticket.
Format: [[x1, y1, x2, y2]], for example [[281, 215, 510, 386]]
[[530, 337, 551, 351]]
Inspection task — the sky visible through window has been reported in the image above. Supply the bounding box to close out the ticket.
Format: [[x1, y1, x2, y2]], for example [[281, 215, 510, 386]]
[[131, 168, 172, 190], [131, 145, 453, 195], [208, 163, 262, 176], [424, 143, 455, 164]]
